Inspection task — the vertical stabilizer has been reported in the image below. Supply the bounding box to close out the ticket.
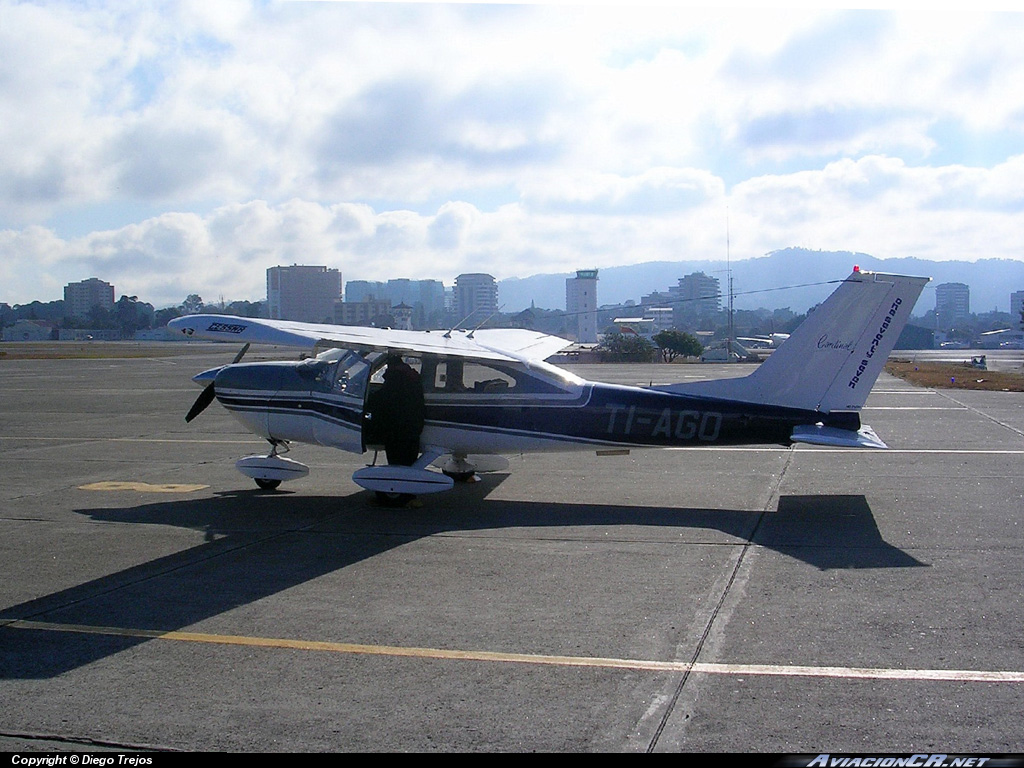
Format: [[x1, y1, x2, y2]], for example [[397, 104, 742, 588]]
[[655, 270, 930, 412]]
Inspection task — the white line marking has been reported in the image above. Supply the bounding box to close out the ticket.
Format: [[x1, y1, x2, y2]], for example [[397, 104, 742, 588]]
[[662, 446, 1024, 454], [870, 393, 952, 397], [863, 407, 963, 410]]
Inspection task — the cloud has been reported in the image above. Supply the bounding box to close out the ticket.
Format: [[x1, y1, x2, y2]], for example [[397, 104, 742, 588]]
[[521, 168, 723, 215], [2, 4, 1024, 311], [429, 202, 478, 249]]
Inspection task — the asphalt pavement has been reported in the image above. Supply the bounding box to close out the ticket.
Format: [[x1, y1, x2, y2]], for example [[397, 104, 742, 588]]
[[1, 347, 1021, 752]]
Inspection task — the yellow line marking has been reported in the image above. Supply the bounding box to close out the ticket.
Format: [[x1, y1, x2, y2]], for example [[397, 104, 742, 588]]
[[78, 481, 209, 493], [6, 620, 1023, 683], [2, 436, 258, 444]]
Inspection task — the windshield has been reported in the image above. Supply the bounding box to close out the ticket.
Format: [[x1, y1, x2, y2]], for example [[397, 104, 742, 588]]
[[313, 350, 372, 399]]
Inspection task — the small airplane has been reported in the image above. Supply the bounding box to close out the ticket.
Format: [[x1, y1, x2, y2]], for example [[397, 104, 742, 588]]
[[168, 268, 928, 503], [737, 333, 790, 349]]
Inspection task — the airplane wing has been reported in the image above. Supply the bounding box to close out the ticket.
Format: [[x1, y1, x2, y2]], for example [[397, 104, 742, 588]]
[[167, 315, 571, 363]]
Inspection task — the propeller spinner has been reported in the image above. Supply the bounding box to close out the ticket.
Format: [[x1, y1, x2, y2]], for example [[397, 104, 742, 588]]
[[184, 343, 249, 422]]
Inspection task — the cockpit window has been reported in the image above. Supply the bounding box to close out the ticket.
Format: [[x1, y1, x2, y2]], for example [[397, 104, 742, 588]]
[[335, 352, 371, 398]]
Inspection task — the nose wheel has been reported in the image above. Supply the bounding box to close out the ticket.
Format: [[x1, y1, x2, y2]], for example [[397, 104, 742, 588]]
[[236, 441, 309, 491]]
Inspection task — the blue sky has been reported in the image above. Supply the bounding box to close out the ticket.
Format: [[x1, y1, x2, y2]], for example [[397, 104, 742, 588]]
[[1, 1, 1023, 309]]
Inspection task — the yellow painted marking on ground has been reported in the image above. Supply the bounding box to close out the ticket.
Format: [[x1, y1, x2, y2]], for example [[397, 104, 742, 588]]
[[7, 620, 1023, 684], [3, 436, 258, 444], [79, 481, 209, 493]]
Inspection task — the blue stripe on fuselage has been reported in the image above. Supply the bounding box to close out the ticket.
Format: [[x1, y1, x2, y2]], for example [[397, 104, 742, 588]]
[[216, 379, 821, 449]]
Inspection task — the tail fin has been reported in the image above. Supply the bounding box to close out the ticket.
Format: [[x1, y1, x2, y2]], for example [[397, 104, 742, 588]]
[[655, 270, 930, 413]]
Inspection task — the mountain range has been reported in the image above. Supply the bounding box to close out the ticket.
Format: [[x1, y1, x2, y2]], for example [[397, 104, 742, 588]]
[[497, 248, 1024, 317]]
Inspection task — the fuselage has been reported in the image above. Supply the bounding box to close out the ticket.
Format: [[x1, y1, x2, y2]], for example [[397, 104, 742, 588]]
[[204, 351, 828, 457]]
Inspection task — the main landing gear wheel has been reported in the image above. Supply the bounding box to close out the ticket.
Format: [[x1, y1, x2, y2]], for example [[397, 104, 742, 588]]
[[438, 454, 487, 483], [442, 469, 477, 483], [255, 478, 282, 491]]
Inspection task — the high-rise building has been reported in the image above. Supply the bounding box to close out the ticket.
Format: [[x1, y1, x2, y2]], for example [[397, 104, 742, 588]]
[[566, 269, 599, 343], [387, 279, 446, 327], [345, 280, 388, 303], [672, 272, 720, 328], [64, 278, 115, 320], [267, 265, 342, 323], [1010, 290, 1024, 329], [454, 273, 498, 324], [345, 279, 446, 328], [935, 282, 970, 330]]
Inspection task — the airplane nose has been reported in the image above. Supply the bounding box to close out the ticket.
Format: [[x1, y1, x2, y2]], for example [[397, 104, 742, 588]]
[[192, 366, 224, 385]]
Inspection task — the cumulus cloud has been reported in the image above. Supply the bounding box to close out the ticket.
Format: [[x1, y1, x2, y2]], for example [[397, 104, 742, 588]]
[[429, 202, 479, 249]]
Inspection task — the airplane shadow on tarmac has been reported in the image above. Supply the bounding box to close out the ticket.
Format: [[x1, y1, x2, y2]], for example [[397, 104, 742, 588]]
[[0, 476, 925, 680]]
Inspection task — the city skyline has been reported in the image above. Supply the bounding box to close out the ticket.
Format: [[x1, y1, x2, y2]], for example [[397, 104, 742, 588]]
[[6, 255, 1024, 345], [2, 4, 1024, 309], [10, 251, 1024, 320]]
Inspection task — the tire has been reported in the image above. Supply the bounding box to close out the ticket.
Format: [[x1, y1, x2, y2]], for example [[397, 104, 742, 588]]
[[255, 478, 282, 491], [442, 470, 476, 483]]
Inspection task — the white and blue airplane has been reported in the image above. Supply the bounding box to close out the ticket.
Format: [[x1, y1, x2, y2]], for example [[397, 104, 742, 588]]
[[168, 268, 928, 503]]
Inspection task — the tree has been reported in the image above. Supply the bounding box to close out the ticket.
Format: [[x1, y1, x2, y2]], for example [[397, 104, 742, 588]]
[[154, 306, 183, 327], [652, 329, 703, 362], [599, 332, 657, 362], [114, 295, 155, 336], [85, 304, 116, 329], [180, 294, 204, 314], [225, 300, 265, 318]]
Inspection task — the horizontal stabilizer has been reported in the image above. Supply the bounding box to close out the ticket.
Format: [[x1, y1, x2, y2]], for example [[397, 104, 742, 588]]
[[791, 424, 888, 449], [353, 465, 455, 495]]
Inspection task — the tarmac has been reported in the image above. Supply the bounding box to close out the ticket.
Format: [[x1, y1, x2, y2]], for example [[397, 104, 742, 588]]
[[1, 345, 1022, 752]]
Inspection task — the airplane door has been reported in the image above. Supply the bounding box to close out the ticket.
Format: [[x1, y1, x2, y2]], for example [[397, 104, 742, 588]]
[[361, 354, 427, 454], [310, 351, 372, 453]]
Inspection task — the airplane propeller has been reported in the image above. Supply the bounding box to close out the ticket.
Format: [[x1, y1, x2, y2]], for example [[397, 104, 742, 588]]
[[184, 343, 249, 423]]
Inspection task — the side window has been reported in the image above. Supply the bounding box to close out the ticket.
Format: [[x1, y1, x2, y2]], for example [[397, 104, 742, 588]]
[[431, 359, 467, 392], [410, 356, 576, 397], [463, 362, 514, 392], [369, 355, 421, 387]]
